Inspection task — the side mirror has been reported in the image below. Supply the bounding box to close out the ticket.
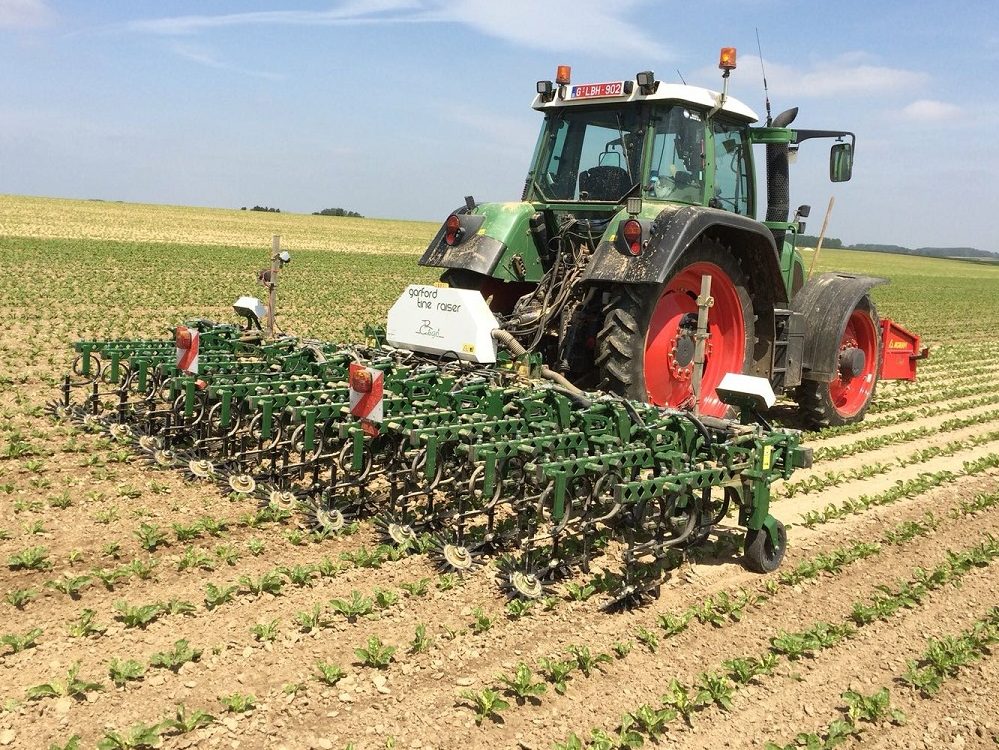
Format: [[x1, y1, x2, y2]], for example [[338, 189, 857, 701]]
[[830, 142, 853, 182]]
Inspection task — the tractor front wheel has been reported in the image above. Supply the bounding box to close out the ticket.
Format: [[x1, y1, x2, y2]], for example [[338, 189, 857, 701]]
[[596, 238, 755, 417], [797, 296, 881, 428]]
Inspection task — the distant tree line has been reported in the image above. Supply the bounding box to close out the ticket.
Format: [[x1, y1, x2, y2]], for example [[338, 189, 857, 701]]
[[797, 234, 996, 259], [313, 207, 363, 218], [240, 206, 281, 213]]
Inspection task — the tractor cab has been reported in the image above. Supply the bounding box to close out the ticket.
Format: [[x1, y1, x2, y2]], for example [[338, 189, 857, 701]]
[[526, 65, 758, 218]]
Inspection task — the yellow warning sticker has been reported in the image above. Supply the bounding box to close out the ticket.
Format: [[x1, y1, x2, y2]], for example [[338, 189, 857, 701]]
[[762, 445, 773, 470], [462, 343, 475, 354]]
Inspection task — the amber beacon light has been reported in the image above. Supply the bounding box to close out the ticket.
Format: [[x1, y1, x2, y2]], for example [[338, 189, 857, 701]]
[[718, 47, 737, 71]]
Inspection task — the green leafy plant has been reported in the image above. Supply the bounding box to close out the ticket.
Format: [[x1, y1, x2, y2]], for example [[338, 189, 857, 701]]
[[400, 577, 430, 597], [108, 658, 145, 687], [67, 609, 106, 638], [282, 564, 316, 587], [46, 573, 93, 598], [330, 591, 374, 622], [295, 603, 328, 632], [127, 557, 158, 580], [96, 722, 162, 750], [135, 522, 168, 552], [661, 678, 703, 726], [159, 703, 216, 734], [628, 703, 676, 741], [568, 644, 611, 677], [695, 671, 735, 711], [613, 640, 633, 659], [214, 543, 240, 566], [1, 627, 43, 653], [505, 598, 535, 619], [315, 660, 347, 685], [471, 607, 493, 634], [657, 611, 690, 637], [459, 688, 509, 725], [247, 538, 265, 556], [149, 639, 202, 672], [498, 662, 546, 704], [565, 582, 596, 601], [177, 546, 214, 572], [114, 601, 163, 629], [219, 692, 255, 713], [239, 570, 284, 596], [842, 688, 906, 726], [26, 663, 104, 701], [409, 624, 433, 654], [538, 657, 574, 695], [374, 588, 400, 609], [355, 636, 396, 669], [164, 598, 196, 616], [204, 582, 238, 610], [5, 587, 37, 609], [635, 626, 659, 653], [250, 619, 280, 642], [8, 545, 51, 570]]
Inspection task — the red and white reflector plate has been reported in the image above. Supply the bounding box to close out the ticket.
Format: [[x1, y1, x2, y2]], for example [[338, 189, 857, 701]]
[[569, 81, 626, 99], [175, 326, 199, 375], [349, 362, 384, 436]]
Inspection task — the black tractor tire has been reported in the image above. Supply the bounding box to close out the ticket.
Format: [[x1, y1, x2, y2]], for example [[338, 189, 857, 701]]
[[743, 519, 786, 573], [595, 237, 755, 417], [796, 296, 882, 429]]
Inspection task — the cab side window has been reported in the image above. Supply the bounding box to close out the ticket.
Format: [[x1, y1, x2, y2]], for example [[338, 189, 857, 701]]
[[710, 122, 751, 215]]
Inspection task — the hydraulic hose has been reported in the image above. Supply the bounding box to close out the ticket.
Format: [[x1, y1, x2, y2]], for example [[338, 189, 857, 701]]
[[491, 329, 591, 406]]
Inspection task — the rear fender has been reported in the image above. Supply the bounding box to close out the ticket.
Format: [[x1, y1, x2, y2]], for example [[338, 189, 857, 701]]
[[791, 273, 888, 382], [582, 204, 788, 305], [419, 202, 543, 281]]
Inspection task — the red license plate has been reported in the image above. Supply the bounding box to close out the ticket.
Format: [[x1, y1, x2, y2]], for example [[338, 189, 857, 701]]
[[570, 81, 625, 99]]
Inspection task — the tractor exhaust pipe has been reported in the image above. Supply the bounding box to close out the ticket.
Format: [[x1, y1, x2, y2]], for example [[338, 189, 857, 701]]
[[765, 107, 798, 251]]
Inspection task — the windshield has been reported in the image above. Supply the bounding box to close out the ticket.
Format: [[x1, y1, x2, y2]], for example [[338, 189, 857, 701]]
[[646, 107, 705, 203], [532, 106, 644, 202]]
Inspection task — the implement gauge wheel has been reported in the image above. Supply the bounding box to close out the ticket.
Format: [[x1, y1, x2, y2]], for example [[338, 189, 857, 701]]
[[597, 238, 754, 417], [797, 296, 881, 428], [743, 519, 786, 573]]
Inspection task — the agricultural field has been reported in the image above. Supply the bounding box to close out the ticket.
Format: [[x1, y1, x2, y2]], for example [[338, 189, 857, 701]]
[[1, 193, 999, 750]]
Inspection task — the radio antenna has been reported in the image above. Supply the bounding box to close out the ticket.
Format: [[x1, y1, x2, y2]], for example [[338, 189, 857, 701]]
[[755, 27, 773, 126], [676, 68, 687, 85]]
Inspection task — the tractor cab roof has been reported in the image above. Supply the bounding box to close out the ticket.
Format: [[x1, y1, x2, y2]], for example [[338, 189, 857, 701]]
[[531, 81, 759, 123]]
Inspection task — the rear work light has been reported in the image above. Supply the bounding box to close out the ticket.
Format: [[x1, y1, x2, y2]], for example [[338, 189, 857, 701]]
[[175, 326, 192, 348], [622, 219, 643, 256], [349, 366, 373, 393], [444, 214, 463, 246]]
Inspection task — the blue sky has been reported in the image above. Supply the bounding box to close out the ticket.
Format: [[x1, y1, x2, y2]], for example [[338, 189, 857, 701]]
[[1, 0, 997, 250]]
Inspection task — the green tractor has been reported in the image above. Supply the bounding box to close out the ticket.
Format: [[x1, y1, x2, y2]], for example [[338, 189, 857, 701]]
[[420, 51, 924, 427]]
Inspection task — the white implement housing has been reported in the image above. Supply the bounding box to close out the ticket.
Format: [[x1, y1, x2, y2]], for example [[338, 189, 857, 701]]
[[386, 285, 499, 364]]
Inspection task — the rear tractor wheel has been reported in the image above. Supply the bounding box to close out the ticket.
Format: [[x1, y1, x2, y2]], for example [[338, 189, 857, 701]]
[[596, 239, 755, 417], [797, 296, 881, 428]]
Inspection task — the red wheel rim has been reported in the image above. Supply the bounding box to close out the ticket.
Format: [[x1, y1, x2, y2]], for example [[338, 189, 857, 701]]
[[644, 261, 746, 417], [829, 309, 878, 418]]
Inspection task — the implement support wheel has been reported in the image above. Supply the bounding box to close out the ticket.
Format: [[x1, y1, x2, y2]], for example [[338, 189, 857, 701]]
[[743, 519, 786, 573]]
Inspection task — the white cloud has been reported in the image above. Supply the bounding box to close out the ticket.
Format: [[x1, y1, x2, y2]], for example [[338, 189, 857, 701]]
[[123, 1, 418, 35], [900, 99, 963, 121], [423, 0, 665, 59], [697, 53, 929, 99], [168, 41, 284, 81], [117, 0, 665, 59], [0, 0, 55, 29]]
